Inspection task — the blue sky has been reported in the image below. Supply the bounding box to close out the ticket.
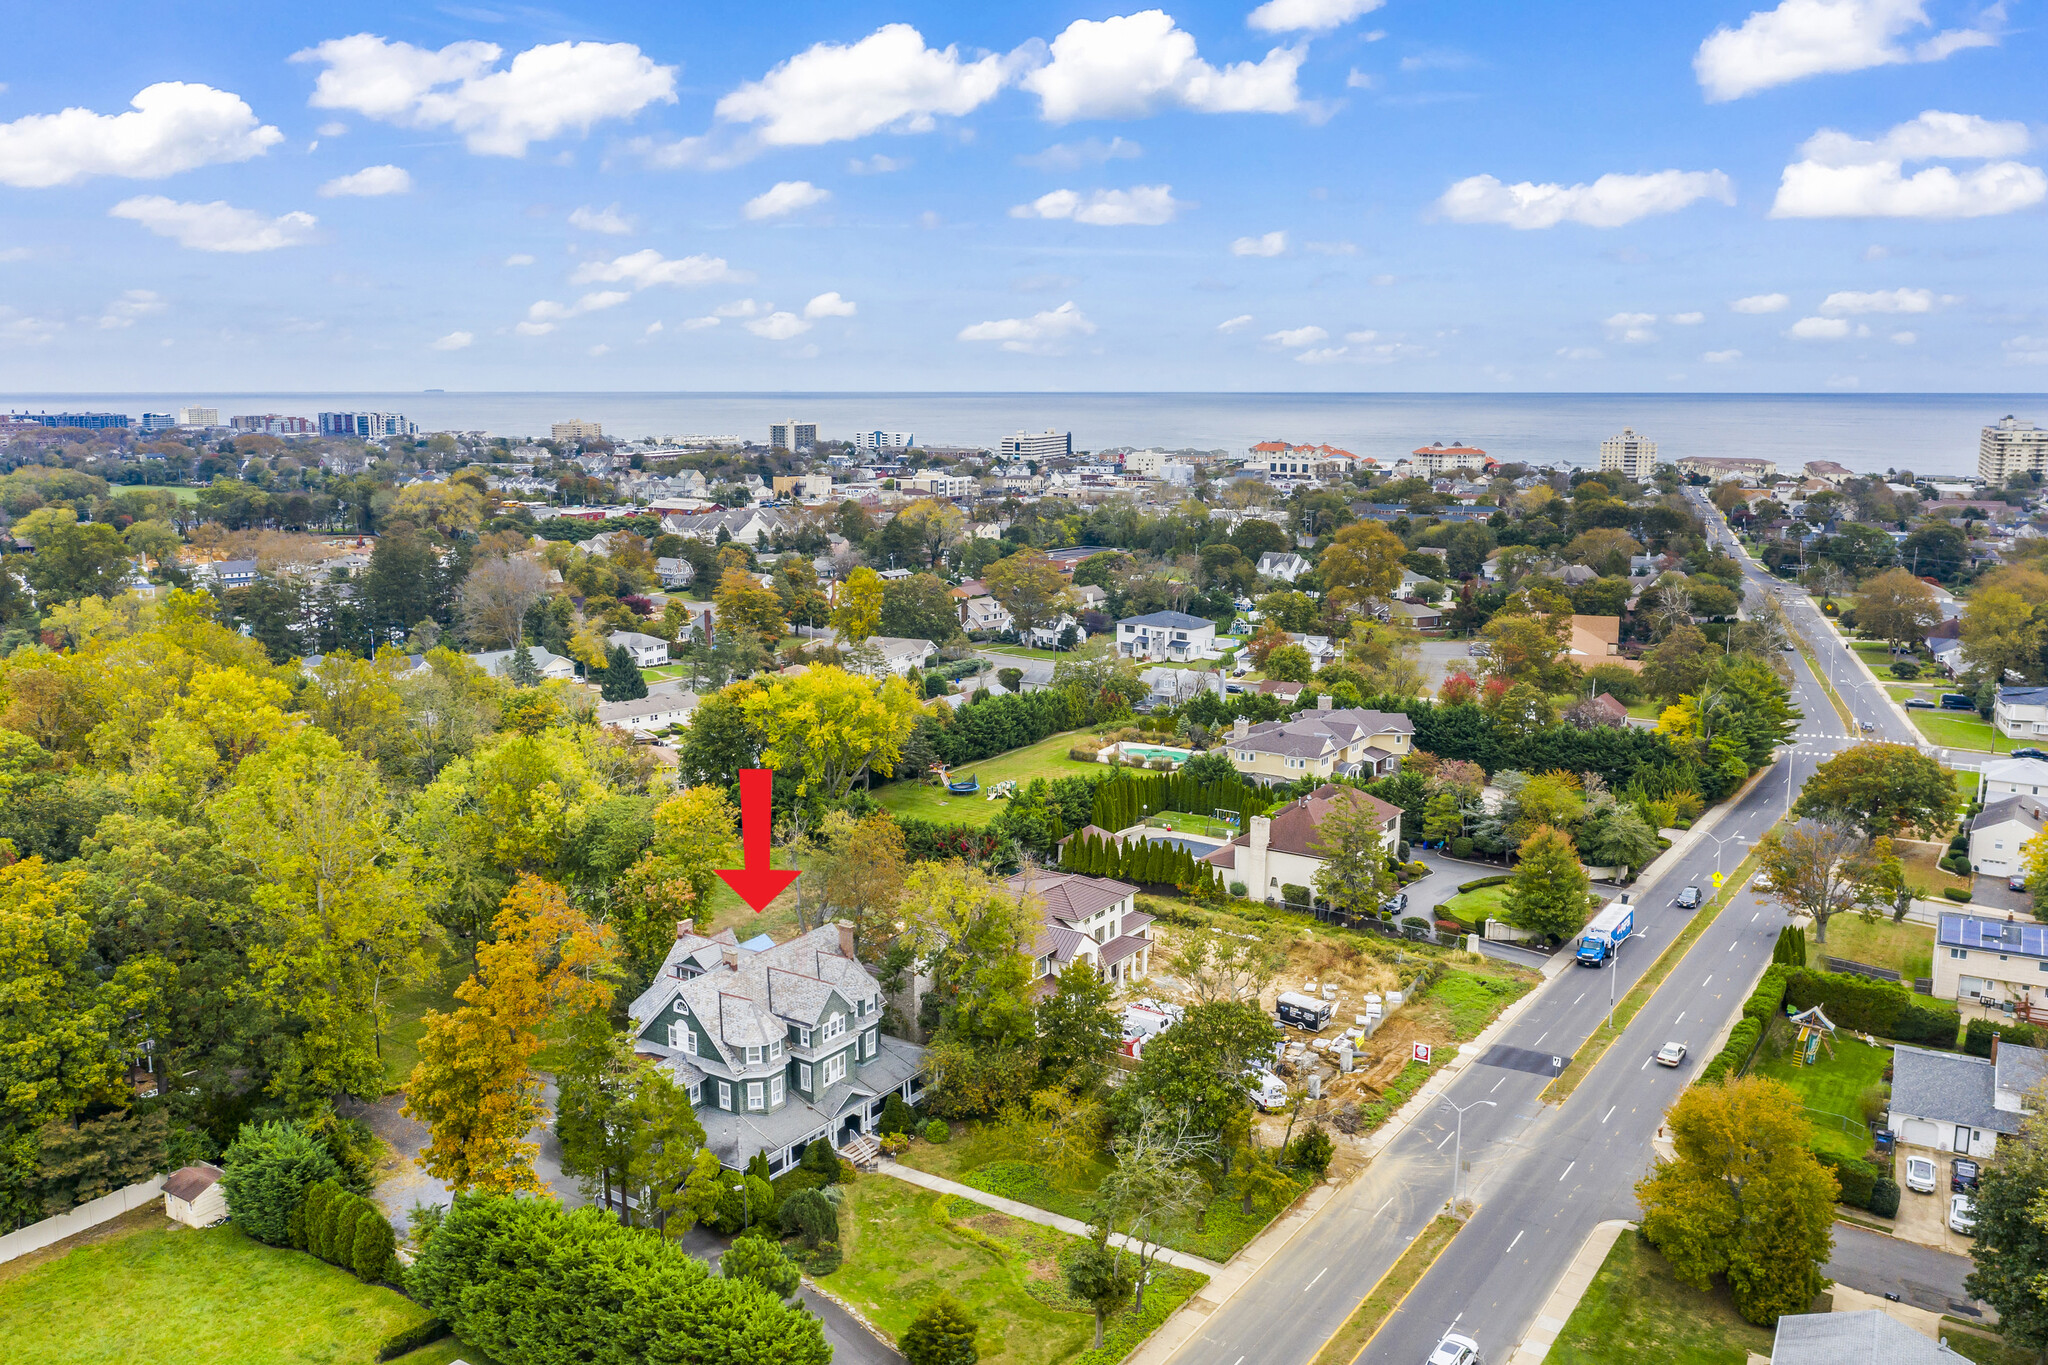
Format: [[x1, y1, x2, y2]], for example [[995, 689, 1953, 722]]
[[2, 0, 2044, 392]]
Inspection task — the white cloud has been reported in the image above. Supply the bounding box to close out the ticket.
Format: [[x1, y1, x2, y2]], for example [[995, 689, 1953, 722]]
[[505, 253, 535, 266], [570, 250, 746, 290], [1346, 68, 1376, 89], [1703, 348, 1744, 362], [746, 311, 812, 341], [957, 300, 1096, 354], [1892, 330, 1917, 344], [0, 247, 29, 263], [1788, 316, 1853, 338], [848, 153, 906, 173], [1732, 292, 1790, 313], [293, 33, 676, 156], [1011, 184, 1186, 226], [317, 121, 348, 137], [1605, 311, 1659, 344], [1436, 169, 1734, 228], [318, 164, 411, 197], [680, 316, 722, 331], [1695, 0, 2002, 103], [1265, 324, 1328, 347], [1369, 273, 1396, 286], [1017, 136, 1142, 171], [2005, 336, 2048, 364], [0, 81, 281, 188], [715, 299, 765, 318], [0, 307, 60, 346], [744, 180, 831, 220], [588, 344, 610, 357], [109, 196, 317, 252], [804, 291, 857, 319], [1772, 112, 2043, 218], [1669, 311, 1705, 325], [1304, 240, 1358, 255], [518, 290, 630, 334], [1247, 0, 1386, 33], [1023, 11, 1305, 122], [714, 24, 1008, 147], [98, 289, 165, 329], [1231, 230, 1288, 257], [568, 203, 635, 234], [1819, 287, 1938, 314], [1556, 347, 1604, 361], [1294, 332, 1431, 364], [1218, 314, 1255, 332], [432, 330, 473, 350]]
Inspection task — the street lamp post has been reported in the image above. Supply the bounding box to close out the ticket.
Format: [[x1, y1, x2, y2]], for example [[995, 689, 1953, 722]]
[[731, 1180, 750, 1232], [1440, 1097, 1497, 1217]]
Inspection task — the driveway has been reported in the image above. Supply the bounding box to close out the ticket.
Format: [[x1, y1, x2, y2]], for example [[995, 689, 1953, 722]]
[[1970, 875, 2032, 916], [680, 1226, 906, 1365], [1892, 1144, 1976, 1256], [1416, 638, 1477, 692], [346, 1078, 582, 1234]]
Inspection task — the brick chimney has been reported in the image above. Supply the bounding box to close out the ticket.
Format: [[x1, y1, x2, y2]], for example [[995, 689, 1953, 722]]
[[835, 918, 857, 959], [1317, 693, 1333, 711], [676, 920, 692, 941], [720, 942, 741, 970]]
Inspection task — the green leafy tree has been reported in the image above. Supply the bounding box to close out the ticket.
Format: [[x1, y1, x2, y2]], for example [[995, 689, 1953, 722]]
[[900, 1295, 980, 1365], [1966, 1101, 2048, 1350], [1308, 794, 1397, 917], [1637, 1076, 1837, 1326], [1036, 958, 1120, 1090], [1262, 644, 1314, 683], [1064, 1240, 1136, 1349], [1501, 825, 1593, 941], [1792, 744, 1955, 840], [218, 1120, 341, 1247], [723, 1231, 802, 1298], [1576, 802, 1660, 872], [16, 509, 131, 603], [1421, 789, 1463, 844], [1119, 1000, 1277, 1140]]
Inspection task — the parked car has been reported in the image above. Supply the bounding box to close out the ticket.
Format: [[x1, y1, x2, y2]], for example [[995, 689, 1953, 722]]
[[1781, 643, 1796, 652], [2011, 876, 2029, 894], [2012, 748, 2048, 761], [1383, 892, 1409, 915], [1905, 1155, 1939, 1193], [1950, 1193, 1977, 1234], [1905, 698, 1936, 709], [1941, 693, 1976, 710], [1952, 1158, 1981, 1192], [1676, 886, 1703, 909], [1428, 1333, 1483, 1365], [1655, 1041, 1688, 1068]]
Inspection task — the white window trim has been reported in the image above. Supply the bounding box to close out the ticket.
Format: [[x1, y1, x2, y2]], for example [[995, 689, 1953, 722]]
[[747, 1081, 765, 1111], [717, 1081, 731, 1109], [824, 1052, 847, 1085], [678, 1024, 698, 1056], [771, 1075, 785, 1105], [800, 1061, 813, 1089], [823, 1014, 846, 1041]]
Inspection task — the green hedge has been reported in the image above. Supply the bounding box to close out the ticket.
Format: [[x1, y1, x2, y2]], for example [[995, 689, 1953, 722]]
[[1784, 968, 1959, 1048], [1816, 1151, 1881, 1210], [1745, 964, 1794, 1022], [1943, 888, 1974, 903], [1697, 1017, 1762, 1085], [378, 1318, 450, 1361], [1458, 874, 1512, 893], [1965, 1017, 2046, 1057]]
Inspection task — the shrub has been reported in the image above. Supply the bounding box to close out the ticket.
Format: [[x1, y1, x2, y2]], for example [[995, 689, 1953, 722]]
[[801, 1138, 843, 1183], [781, 1187, 839, 1249], [879, 1093, 919, 1137], [798, 1240, 843, 1275], [1964, 1017, 2047, 1057], [1784, 968, 1959, 1046], [723, 1232, 802, 1298], [314, 1115, 381, 1196], [1229, 881, 1248, 898], [1696, 1017, 1762, 1085], [1815, 1151, 1879, 1210], [924, 1119, 952, 1144], [1890, 660, 1921, 679], [218, 1120, 341, 1248], [1281, 883, 1311, 908], [352, 1202, 399, 1283], [377, 1318, 450, 1362], [900, 1294, 980, 1365], [1943, 888, 1974, 903], [1451, 837, 1474, 859], [1458, 874, 1512, 893], [1868, 1177, 1900, 1219], [880, 1132, 913, 1156], [301, 1180, 339, 1258], [1289, 1125, 1333, 1175], [331, 1193, 370, 1268]]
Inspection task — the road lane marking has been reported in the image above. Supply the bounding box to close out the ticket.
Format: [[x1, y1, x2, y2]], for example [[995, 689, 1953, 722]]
[[1533, 1030, 1548, 1045], [1728, 941, 1738, 951], [1490, 1077, 1505, 1093], [1376, 1197, 1393, 1217], [1641, 1056, 1652, 1069], [1437, 1129, 1456, 1150], [1305, 1267, 1327, 1291], [1702, 975, 1712, 988], [1602, 1106, 1615, 1123], [1559, 1161, 1575, 1181], [1750, 912, 1759, 922], [1506, 1231, 1523, 1253], [1573, 992, 1584, 1004], [1676, 1013, 1685, 1025]]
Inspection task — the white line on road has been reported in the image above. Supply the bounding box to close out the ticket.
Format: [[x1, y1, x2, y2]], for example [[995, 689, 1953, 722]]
[[1728, 941, 1738, 951], [1533, 1030, 1548, 1045], [1437, 1129, 1455, 1150], [1573, 992, 1584, 1004], [1305, 1267, 1327, 1291], [1506, 1231, 1523, 1254], [1702, 975, 1712, 988], [1490, 1077, 1505, 1093], [1376, 1197, 1393, 1217], [1676, 1013, 1685, 1025], [1558, 1161, 1575, 1181], [1750, 912, 1759, 922], [1602, 1106, 1615, 1123]]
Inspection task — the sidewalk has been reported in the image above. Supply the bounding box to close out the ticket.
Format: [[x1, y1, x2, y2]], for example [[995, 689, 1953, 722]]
[[876, 1161, 1224, 1274], [1508, 1219, 1633, 1364]]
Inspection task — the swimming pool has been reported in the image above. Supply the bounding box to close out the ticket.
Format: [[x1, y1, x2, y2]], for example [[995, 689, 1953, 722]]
[[1099, 741, 1193, 766]]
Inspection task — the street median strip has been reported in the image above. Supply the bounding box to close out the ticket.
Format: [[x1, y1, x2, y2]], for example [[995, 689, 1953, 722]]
[[1307, 1215, 1463, 1365], [1542, 848, 1762, 1104]]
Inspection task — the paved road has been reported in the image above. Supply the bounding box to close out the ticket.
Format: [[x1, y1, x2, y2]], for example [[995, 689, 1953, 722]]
[[1826, 1223, 1986, 1322], [680, 1226, 906, 1365], [1169, 490, 1990, 1365]]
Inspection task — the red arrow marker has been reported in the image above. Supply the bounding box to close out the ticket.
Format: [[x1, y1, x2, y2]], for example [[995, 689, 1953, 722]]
[[717, 768, 800, 913]]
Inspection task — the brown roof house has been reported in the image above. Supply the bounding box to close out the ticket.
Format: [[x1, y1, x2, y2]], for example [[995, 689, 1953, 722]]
[[163, 1163, 228, 1228], [1009, 870, 1155, 991], [1205, 785, 1403, 905], [1567, 614, 1640, 672], [1221, 697, 1415, 784]]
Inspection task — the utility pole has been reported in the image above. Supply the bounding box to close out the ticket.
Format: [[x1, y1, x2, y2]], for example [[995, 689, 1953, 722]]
[[1440, 1098, 1496, 1217]]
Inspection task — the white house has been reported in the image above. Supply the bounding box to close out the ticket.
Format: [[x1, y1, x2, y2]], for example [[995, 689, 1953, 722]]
[[1932, 912, 2048, 1016], [1981, 757, 2048, 801], [1203, 785, 1403, 905], [1886, 1038, 2048, 1159], [163, 1163, 228, 1228], [1010, 869, 1155, 990], [1971, 796, 2046, 877], [1995, 685, 2048, 739], [833, 633, 937, 677], [1257, 551, 1310, 583], [469, 646, 579, 682], [1022, 613, 1085, 651], [597, 689, 699, 735], [959, 595, 1014, 635], [608, 630, 672, 669], [1117, 610, 1217, 662]]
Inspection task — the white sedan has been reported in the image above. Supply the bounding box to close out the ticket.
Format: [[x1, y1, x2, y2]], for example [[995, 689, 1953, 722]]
[[1428, 1333, 1482, 1365], [1654, 1042, 1687, 1068], [1950, 1194, 1976, 1235], [1905, 1156, 1938, 1193]]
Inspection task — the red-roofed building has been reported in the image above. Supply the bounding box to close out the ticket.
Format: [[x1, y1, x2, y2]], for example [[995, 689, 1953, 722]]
[[1413, 441, 1491, 477], [1259, 442, 1360, 482]]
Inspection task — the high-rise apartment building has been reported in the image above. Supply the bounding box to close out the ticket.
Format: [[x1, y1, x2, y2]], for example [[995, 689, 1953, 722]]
[[1598, 428, 1657, 481], [855, 429, 914, 452], [769, 421, 818, 451], [177, 406, 220, 427], [552, 419, 603, 442], [1980, 416, 2048, 483], [139, 413, 176, 432], [1000, 430, 1072, 459], [14, 412, 130, 430], [232, 414, 315, 435], [320, 411, 418, 438]]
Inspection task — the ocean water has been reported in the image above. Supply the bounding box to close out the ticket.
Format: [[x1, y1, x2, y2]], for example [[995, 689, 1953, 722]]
[[6, 391, 2045, 478]]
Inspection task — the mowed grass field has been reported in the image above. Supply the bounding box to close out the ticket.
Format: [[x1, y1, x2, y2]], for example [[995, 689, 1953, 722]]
[[870, 730, 1106, 825], [1547, 1234, 1775, 1365], [1752, 1030, 1891, 1164]]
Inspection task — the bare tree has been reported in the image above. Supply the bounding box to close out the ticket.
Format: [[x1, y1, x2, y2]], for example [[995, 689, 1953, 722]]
[[1091, 1106, 1215, 1309], [1169, 932, 1284, 1005], [457, 555, 550, 649]]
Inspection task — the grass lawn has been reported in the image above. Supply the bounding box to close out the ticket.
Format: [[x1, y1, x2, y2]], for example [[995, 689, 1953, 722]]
[[1625, 700, 1664, 721], [1911, 709, 2019, 755], [1437, 883, 1508, 924], [1898, 840, 1973, 896], [1411, 968, 1533, 1037], [1547, 1233, 1775, 1365], [0, 1211, 477, 1365], [1818, 915, 1935, 983], [871, 730, 1108, 826], [1140, 809, 1240, 840], [381, 944, 475, 1092], [818, 1177, 1205, 1365], [1752, 1027, 1890, 1163]]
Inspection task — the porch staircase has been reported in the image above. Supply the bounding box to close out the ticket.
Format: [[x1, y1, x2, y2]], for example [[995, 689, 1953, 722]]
[[839, 1133, 882, 1171]]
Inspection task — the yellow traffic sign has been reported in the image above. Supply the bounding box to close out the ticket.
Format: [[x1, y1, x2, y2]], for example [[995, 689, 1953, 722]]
[[1711, 871, 1724, 888]]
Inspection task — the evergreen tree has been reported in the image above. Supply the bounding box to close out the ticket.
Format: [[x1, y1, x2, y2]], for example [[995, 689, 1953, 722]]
[[506, 640, 541, 687], [1501, 825, 1594, 941], [600, 644, 647, 702], [900, 1295, 980, 1365]]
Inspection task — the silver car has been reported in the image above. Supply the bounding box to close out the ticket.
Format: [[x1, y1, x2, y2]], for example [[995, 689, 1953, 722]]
[[1428, 1334, 1482, 1365], [1905, 1156, 1938, 1193], [1950, 1193, 1976, 1234]]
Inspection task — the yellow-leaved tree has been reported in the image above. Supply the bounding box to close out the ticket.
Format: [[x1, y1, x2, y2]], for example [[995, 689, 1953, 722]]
[[741, 665, 921, 800], [831, 566, 884, 645], [404, 874, 617, 1193], [609, 785, 742, 977]]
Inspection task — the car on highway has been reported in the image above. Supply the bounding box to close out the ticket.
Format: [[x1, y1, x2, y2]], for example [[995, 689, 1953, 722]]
[[1782, 643, 1796, 652], [1676, 886, 1702, 909], [1428, 1332, 1483, 1365], [1905, 698, 1936, 709], [1951, 1193, 1977, 1235], [1905, 1155, 1938, 1193], [1953, 1158, 1981, 1192], [1654, 1041, 1687, 1067]]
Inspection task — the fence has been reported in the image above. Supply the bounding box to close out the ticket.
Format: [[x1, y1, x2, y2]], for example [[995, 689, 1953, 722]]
[[1825, 956, 1903, 983], [0, 1176, 165, 1265]]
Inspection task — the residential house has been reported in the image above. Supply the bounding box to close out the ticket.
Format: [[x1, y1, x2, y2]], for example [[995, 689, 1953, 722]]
[[1933, 912, 2048, 1015], [1928, 637, 1964, 677], [197, 558, 259, 590], [597, 688, 698, 735], [608, 630, 672, 668], [1396, 568, 1441, 599], [655, 556, 696, 589], [1203, 784, 1404, 905], [1022, 614, 1084, 650], [1981, 757, 2048, 801], [469, 646, 579, 681], [959, 595, 1014, 636], [833, 632, 937, 676], [1010, 870, 1155, 991], [1286, 632, 1338, 670], [1576, 693, 1631, 727], [162, 1163, 228, 1228], [1995, 686, 2048, 739], [1257, 551, 1311, 583], [1801, 460, 1855, 485], [1116, 610, 1217, 662], [1387, 600, 1443, 630], [1074, 584, 1108, 613], [1567, 615, 1640, 672], [1886, 1036, 2048, 1158], [1255, 679, 1306, 705], [628, 921, 926, 1172], [1769, 1310, 1958, 1364], [1220, 698, 1415, 783]]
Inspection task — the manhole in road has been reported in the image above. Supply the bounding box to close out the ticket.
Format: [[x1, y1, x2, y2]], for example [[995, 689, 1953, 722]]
[[1477, 1045, 1566, 1076]]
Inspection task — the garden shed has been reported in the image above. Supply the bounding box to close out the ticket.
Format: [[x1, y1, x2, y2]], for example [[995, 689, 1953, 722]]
[[162, 1163, 227, 1228]]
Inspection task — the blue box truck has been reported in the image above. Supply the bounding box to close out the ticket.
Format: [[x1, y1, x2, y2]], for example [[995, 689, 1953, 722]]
[[1575, 895, 1634, 967]]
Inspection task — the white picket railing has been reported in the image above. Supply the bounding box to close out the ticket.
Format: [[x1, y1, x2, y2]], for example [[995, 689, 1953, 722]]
[[0, 1176, 166, 1265]]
